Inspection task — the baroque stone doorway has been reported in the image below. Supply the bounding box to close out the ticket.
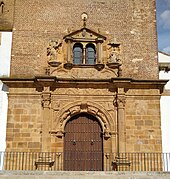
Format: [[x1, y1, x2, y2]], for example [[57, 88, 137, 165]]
[[64, 113, 103, 171]]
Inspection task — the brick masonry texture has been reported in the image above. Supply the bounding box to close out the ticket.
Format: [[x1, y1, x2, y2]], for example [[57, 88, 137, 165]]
[[5, 0, 159, 79]]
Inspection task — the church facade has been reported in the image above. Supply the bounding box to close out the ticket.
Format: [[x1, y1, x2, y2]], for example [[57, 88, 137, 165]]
[[0, 0, 167, 171]]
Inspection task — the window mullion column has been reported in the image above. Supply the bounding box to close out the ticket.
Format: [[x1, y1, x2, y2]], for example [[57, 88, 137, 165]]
[[83, 46, 86, 64], [96, 38, 103, 64], [66, 38, 72, 63]]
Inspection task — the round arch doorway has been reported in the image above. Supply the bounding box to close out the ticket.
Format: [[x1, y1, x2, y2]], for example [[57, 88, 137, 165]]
[[64, 113, 103, 171]]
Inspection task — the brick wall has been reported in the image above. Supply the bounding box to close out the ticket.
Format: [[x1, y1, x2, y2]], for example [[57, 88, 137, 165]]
[[9, 0, 158, 79]]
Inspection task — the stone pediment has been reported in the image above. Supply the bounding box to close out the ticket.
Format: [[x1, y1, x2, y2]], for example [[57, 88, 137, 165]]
[[64, 27, 106, 42]]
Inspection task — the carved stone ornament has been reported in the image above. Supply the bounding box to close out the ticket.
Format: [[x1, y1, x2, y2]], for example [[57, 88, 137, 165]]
[[54, 101, 115, 139], [47, 40, 62, 67], [49, 130, 64, 138], [63, 62, 73, 70], [113, 95, 126, 108], [107, 38, 122, 77], [41, 93, 51, 108], [104, 129, 112, 139], [117, 96, 126, 108], [51, 67, 118, 79], [108, 52, 122, 64], [95, 64, 105, 71], [113, 97, 118, 107]]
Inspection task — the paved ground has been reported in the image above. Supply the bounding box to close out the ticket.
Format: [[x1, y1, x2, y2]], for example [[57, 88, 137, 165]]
[[0, 171, 170, 179]]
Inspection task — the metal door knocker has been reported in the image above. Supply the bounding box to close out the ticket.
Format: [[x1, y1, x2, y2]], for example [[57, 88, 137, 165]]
[[72, 140, 76, 145], [91, 140, 94, 145]]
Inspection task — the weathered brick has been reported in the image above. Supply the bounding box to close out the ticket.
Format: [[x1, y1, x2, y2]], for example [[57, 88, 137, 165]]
[[28, 142, 40, 149], [13, 109, 24, 114], [7, 123, 14, 128], [21, 115, 30, 122], [18, 142, 27, 148], [145, 120, 153, 126], [22, 133, 30, 137], [135, 120, 144, 126]]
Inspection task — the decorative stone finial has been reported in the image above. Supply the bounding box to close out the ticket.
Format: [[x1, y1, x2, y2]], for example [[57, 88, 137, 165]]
[[108, 38, 120, 46], [81, 12, 88, 28]]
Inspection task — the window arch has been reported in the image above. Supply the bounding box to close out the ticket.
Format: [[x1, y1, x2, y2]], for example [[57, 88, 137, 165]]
[[73, 43, 83, 64], [86, 43, 96, 65]]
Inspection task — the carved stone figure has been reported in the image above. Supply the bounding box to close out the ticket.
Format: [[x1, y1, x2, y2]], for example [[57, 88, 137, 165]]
[[108, 47, 122, 64], [108, 39, 122, 64], [109, 51, 117, 63], [47, 40, 62, 67], [47, 40, 62, 60]]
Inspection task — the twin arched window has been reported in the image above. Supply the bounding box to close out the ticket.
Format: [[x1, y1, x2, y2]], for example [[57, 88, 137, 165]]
[[73, 43, 96, 65], [73, 43, 83, 64]]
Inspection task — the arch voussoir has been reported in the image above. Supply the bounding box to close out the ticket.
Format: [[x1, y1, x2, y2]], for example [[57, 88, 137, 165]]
[[55, 101, 115, 139]]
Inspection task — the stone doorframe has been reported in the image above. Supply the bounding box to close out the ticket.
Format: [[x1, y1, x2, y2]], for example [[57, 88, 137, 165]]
[[54, 101, 115, 139]]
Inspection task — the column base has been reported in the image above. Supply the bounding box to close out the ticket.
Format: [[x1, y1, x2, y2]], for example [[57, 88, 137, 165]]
[[35, 154, 55, 170], [112, 157, 131, 171]]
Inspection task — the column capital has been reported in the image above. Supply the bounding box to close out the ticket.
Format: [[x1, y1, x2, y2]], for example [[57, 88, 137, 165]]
[[41, 92, 51, 108], [117, 95, 126, 108]]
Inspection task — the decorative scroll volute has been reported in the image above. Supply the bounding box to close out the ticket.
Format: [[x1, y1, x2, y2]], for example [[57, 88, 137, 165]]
[[117, 95, 126, 108], [113, 95, 126, 109]]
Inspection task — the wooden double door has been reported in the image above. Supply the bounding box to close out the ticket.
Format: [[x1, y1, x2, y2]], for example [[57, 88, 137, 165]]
[[64, 113, 103, 171]]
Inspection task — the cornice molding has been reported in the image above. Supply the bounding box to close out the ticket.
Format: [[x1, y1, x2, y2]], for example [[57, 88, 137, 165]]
[[0, 76, 167, 94]]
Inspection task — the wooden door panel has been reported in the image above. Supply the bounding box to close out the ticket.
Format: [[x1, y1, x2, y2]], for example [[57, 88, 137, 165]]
[[64, 113, 103, 171]]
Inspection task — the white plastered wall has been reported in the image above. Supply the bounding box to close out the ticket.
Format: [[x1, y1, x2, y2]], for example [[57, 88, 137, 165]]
[[159, 52, 170, 153], [0, 32, 12, 169]]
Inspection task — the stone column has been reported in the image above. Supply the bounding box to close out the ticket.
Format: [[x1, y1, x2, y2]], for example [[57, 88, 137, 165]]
[[116, 88, 126, 154], [66, 38, 72, 63], [96, 38, 103, 63], [112, 88, 130, 170], [83, 46, 86, 64], [41, 91, 51, 152]]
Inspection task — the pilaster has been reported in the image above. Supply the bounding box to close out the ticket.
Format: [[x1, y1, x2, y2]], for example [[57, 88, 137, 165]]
[[116, 88, 126, 154], [41, 90, 51, 152]]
